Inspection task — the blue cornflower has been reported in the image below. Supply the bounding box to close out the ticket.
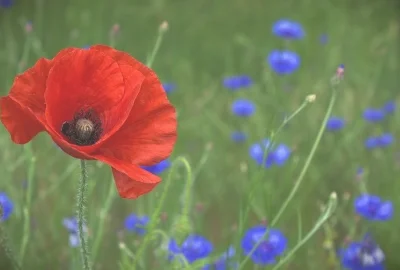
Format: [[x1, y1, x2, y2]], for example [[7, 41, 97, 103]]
[[272, 19, 304, 40], [267, 50, 301, 75], [142, 159, 171, 175], [340, 234, 385, 270], [249, 140, 291, 168], [168, 234, 213, 264], [272, 144, 291, 166], [326, 116, 345, 131], [231, 131, 247, 143], [378, 133, 394, 147], [364, 137, 379, 149], [320, 34, 328, 44], [241, 225, 287, 265], [162, 83, 176, 94], [203, 246, 238, 270], [0, 0, 13, 8], [382, 100, 395, 114], [354, 194, 393, 221], [62, 217, 88, 247], [223, 75, 253, 91], [124, 213, 149, 235], [363, 108, 385, 123], [231, 99, 256, 117], [364, 133, 394, 149], [0, 192, 13, 221], [82, 45, 90, 49]]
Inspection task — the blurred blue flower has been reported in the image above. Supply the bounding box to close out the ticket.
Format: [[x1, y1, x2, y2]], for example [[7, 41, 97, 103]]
[[82, 45, 90, 49], [0, 0, 13, 8], [168, 234, 213, 264], [340, 234, 385, 270], [382, 100, 395, 114], [203, 246, 238, 270], [249, 140, 291, 168], [63, 217, 88, 234], [363, 108, 385, 123], [364, 133, 394, 149], [231, 99, 256, 117], [267, 50, 300, 75], [364, 137, 379, 149], [0, 192, 13, 221], [272, 144, 291, 166], [378, 133, 394, 147], [142, 159, 171, 175], [320, 34, 328, 45], [241, 225, 287, 265], [354, 194, 393, 221], [124, 213, 149, 235], [62, 217, 88, 248], [272, 19, 304, 40], [326, 116, 345, 131], [162, 83, 176, 94], [231, 131, 247, 143], [223, 75, 253, 91]]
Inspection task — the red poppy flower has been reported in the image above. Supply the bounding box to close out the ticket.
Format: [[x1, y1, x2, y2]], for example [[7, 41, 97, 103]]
[[0, 45, 177, 199]]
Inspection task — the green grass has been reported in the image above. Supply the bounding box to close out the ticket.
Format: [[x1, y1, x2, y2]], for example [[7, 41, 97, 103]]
[[0, 0, 399, 269]]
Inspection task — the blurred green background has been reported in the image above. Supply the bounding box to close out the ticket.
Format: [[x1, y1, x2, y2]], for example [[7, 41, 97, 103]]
[[0, 0, 399, 269]]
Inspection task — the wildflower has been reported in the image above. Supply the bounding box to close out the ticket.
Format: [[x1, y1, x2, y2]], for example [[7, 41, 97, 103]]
[[382, 100, 395, 114], [241, 225, 287, 265], [168, 234, 213, 264], [272, 19, 305, 40], [0, 0, 13, 8], [378, 133, 394, 147], [0, 45, 177, 199], [320, 34, 328, 44], [354, 194, 393, 221], [249, 140, 291, 168], [231, 131, 247, 143], [82, 45, 90, 49], [124, 213, 149, 235], [326, 116, 345, 131], [203, 246, 238, 270], [267, 50, 300, 75], [364, 133, 394, 149], [363, 108, 385, 123], [231, 99, 256, 117], [0, 192, 13, 221], [223, 75, 253, 91], [62, 217, 88, 247], [142, 159, 171, 175], [162, 83, 176, 94], [340, 234, 385, 270]]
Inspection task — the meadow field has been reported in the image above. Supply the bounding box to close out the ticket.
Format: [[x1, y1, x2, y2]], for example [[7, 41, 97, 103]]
[[0, 0, 399, 269]]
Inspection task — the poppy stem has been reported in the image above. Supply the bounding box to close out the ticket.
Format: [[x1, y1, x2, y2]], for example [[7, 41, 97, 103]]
[[145, 21, 169, 68], [76, 160, 91, 270], [0, 206, 21, 270]]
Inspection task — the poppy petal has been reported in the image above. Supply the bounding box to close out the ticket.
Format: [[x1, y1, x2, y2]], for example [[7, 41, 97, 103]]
[[44, 48, 145, 155], [93, 154, 161, 198], [98, 95, 176, 165], [7, 58, 52, 121], [45, 48, 125, 132], [0, 96, 44, 143]]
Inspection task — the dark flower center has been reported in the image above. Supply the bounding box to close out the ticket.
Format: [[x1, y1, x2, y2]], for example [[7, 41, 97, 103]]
[[61, 109, 103, 146]]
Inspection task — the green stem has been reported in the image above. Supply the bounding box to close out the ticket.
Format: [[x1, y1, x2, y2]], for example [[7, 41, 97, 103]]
[[0, 207, 21, 270], [146, 23, 168, 68], [270, 89, 337, 227], [19, 144, 36, 265], [77, 160, 91, 270], [238, 86, 338, 269], [91, 177, 116, 261]]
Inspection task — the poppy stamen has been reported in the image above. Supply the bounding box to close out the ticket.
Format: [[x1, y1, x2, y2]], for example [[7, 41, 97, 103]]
[[61, 109, 103, 146]]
